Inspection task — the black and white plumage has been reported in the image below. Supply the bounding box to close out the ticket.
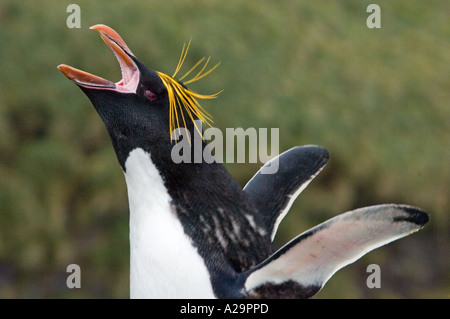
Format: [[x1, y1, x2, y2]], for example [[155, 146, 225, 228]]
[[58, 25, 429, 298]]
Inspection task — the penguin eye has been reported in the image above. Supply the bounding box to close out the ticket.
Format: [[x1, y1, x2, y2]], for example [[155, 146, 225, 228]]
[[145, 89, 157, 101]]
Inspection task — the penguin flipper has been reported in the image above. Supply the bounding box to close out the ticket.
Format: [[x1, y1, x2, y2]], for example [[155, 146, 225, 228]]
[[244, 204, 429, 298], [243, 145, 329, 240]]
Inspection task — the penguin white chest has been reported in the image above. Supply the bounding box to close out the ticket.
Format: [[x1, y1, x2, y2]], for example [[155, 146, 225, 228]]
[[124, 148, 215, 298]]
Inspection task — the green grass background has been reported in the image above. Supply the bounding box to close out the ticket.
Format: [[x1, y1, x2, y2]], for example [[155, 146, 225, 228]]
[[0, 0, 448, 298]]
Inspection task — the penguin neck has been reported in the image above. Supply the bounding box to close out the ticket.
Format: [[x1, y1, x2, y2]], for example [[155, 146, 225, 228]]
[[123, 147, 216, 298], [137, 132, 234, 202]]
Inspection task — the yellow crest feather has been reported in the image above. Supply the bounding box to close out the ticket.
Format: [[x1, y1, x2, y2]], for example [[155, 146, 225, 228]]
[[156, 40, 221, 142]]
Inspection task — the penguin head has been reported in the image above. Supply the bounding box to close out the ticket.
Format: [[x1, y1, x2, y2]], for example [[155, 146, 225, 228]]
[[58, 24, 218, 169]]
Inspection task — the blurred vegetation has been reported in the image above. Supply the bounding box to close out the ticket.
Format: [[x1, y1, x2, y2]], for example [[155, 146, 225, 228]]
[[0, 0, 448, 298]]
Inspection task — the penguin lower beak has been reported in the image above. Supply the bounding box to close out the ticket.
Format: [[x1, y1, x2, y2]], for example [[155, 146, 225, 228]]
[[57, 24, 140, 93]]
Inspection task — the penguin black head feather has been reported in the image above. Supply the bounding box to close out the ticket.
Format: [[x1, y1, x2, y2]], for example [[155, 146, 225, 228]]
[[58, 24, 218, 169]]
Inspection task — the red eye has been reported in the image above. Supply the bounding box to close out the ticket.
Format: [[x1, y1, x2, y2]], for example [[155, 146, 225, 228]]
[[145, 89, 157, 101]]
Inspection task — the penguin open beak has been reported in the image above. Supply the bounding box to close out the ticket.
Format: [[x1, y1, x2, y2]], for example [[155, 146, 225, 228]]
[[57, 24, 140, 94]]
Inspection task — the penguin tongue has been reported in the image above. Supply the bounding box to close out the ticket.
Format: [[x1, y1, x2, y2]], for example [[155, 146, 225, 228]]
[[57, 24, 140, 93]]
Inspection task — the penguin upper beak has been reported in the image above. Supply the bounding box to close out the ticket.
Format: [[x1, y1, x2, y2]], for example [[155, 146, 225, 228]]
[[57, 24, 140, 94]]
